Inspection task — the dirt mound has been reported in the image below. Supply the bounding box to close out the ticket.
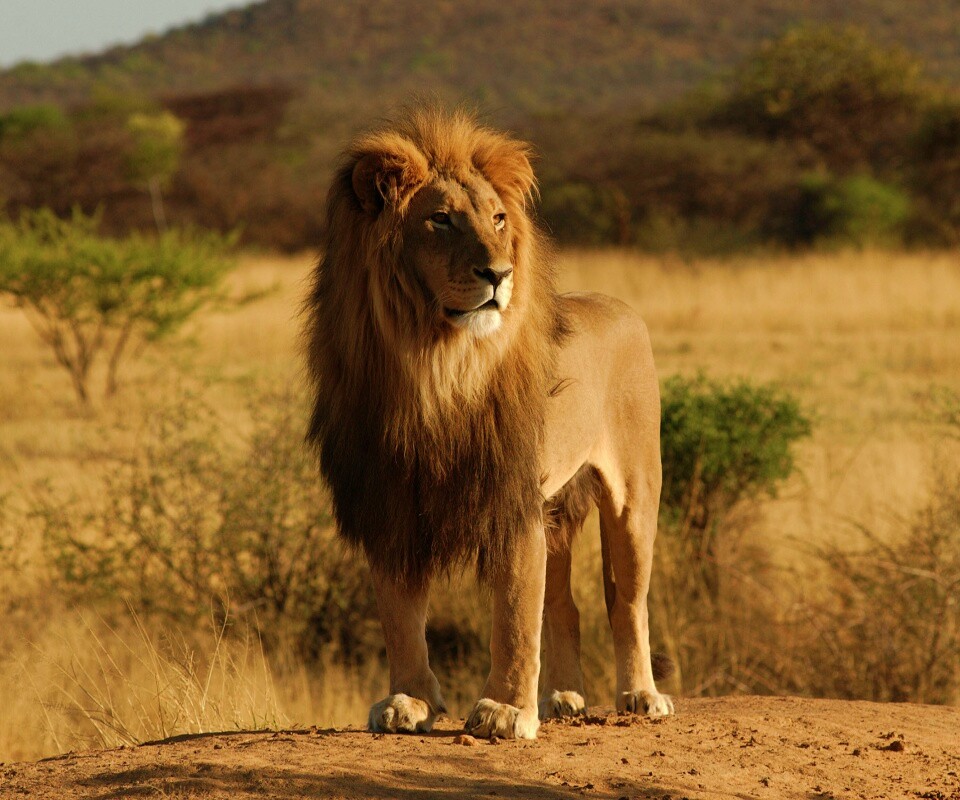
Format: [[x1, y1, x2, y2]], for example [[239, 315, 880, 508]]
[[2, 697, 958, 799]]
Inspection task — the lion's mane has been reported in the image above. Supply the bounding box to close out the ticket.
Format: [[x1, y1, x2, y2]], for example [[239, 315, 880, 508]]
[[305, 108, 566, 587]]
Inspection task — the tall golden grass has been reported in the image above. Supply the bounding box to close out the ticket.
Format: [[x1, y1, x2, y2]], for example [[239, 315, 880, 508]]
[[2, 248, 958, 761]]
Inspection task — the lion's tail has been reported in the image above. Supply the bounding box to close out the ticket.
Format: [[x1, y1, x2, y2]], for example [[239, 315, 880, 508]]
[[599, 516, 675, 683], [599, 518, 618, 626]]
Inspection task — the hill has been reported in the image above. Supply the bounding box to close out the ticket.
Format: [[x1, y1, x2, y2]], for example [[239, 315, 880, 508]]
[[3, 697, 958, 799], [3, 0, 960, 116], [3, 1, 960, 252]]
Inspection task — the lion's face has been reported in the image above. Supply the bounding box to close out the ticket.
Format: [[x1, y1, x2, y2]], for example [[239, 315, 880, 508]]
[[346, 118, 536, 344], [401, 173, 515, 338]]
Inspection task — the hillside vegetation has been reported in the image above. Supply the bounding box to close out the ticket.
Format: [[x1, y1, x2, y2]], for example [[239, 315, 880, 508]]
[[2, 2, 960, 251], [4, 0, 960, 114]]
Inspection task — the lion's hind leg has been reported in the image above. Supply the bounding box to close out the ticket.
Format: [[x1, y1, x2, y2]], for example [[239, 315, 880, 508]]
[[599, 478, 674, 719], [539, 468, 597, 721]]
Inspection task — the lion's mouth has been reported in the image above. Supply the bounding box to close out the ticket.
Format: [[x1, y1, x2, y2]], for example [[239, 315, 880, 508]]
[[444, 298, 500, 318]]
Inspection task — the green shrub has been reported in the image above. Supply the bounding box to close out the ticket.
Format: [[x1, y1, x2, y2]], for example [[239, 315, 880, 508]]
[[659, 373, 811, 530], [0, 208, 235, 403], [822, 175, 910, 246], [0, 105, 71, 141], [788, 173, 911, 247], [653, 373, 810, 693]]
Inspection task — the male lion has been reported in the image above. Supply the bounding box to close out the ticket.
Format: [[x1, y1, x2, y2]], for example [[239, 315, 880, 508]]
[[305, 108, 673, 740]]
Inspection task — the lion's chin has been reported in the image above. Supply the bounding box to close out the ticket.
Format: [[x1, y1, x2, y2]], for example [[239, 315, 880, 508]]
[[447, 308, 503, 338]]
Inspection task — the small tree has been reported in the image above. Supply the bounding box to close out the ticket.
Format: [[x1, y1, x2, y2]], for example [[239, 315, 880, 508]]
[[125, 111, 185, 233], [0, 208, 235, 403], [660, 374, 811, 531], [788, 172, 911, 247]]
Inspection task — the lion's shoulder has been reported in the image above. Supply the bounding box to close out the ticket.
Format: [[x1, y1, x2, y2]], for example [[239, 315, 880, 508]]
[[559, 291, 649, 343]]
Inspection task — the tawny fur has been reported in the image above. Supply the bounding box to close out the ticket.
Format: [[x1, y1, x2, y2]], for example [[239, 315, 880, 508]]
[[305, 108, 566, 587], [305, 108, 674, 737]]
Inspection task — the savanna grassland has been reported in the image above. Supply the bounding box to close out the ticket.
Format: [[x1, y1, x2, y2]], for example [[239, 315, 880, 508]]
[[1, 247, 959, 764]]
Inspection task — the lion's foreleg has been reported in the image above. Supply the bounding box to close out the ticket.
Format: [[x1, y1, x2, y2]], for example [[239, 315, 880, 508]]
[[367, 571, 447, 734], [599, 494, 674, 718], [465, 524, 545, 740]]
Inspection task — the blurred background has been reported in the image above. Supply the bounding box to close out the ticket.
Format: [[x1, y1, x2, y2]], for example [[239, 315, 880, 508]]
[[3, 0, 960, 251], [0, 0, 958, 763]]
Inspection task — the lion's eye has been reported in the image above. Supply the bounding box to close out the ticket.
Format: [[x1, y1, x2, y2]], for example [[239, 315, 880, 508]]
[[430, 212, 452, 227], [493, 213, 506, 231]]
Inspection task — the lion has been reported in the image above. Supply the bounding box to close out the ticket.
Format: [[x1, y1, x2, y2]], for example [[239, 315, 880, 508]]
[[305, 107, 673, 740]]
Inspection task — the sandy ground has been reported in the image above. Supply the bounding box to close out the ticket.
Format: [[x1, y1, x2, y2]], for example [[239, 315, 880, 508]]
[[2, 696, 958, 800]]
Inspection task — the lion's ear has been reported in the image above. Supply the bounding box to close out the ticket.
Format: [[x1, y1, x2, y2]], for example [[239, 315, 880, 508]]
[[351, 137, 429, 215], [472, 137, 537, 208]]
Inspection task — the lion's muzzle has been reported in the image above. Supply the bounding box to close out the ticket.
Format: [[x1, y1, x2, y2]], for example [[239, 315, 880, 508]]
[[473, 264, 514, 289]]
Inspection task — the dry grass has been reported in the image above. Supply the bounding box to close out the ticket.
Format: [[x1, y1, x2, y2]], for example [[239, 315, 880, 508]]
[[0, 609, 381, 762], [2, 247, 959, 761]]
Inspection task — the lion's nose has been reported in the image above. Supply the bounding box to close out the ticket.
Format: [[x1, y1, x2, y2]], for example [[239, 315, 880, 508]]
[[474, 265, 513, 288]]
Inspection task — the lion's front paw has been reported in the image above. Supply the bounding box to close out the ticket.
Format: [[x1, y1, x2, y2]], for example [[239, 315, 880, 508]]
[[465, 698, 539, 739], [617, 689, 674, 718], [538, 690, 586, 720], [368, 693, 438, 733]]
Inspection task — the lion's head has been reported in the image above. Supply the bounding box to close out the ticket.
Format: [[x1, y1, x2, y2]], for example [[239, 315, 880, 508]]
[[306, 107, 565, 586], [310, 108, 560, 397], [344, 109, 541, 347]]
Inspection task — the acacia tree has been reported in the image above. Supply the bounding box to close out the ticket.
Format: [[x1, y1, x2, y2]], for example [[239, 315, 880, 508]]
[[0, 208, 235, 403]]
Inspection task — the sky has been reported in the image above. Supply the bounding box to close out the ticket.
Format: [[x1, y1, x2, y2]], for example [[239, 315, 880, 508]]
[[0, 0, 251, 67]]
